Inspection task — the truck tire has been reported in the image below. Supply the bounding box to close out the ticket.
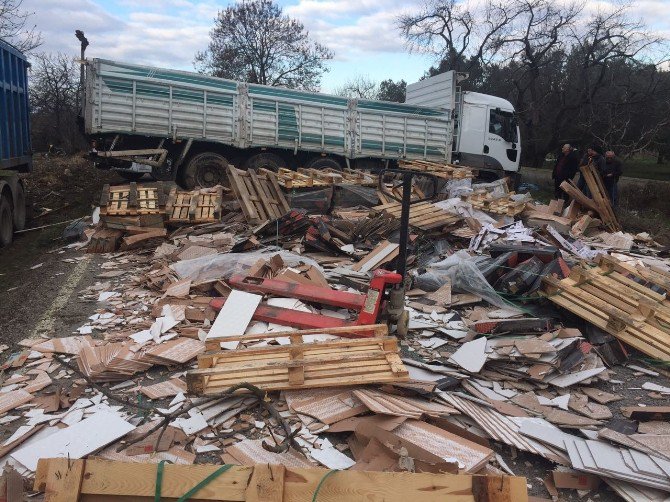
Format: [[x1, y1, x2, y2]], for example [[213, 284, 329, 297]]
[[0, 195, 13, 247], [183, 152, 229, 189], [12, 182, 26, 231], [304, 156, 342, 171], [245, 152, 286, 172]]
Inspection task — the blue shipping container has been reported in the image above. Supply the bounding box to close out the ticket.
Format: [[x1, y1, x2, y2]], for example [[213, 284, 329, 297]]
[[0, 38, 31, 172]]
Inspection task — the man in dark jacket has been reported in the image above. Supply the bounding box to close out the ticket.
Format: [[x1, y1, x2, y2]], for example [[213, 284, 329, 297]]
[[577, 143, 606, 195], [603, 150, 623, 206], [552, 143, 579, 200]]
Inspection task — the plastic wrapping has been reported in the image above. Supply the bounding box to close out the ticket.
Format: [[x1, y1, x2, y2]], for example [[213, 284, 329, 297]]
[[333, 184, 379, 208], [412, 250, 521, 311], [286, 187, 333, 213], [171, 249, 323, 283], [442, 178, 472, 198]]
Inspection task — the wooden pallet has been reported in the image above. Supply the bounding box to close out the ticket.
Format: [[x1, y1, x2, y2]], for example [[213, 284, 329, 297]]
[[373, 201, 462, 231], [228, 167, 290, 224], [35, 458, 529, 502], [187, 333, 408, 395], [579, 163, 621, 232], [464, 191, 527, 216], [541, 261, 670, 361], [398, 159, 475, 179], [99, 182, 166, 216], [377, 184, 426, 205], [269, 168, 330, 189], [165, 187, 223, 224], [297, 167, 377, 186]]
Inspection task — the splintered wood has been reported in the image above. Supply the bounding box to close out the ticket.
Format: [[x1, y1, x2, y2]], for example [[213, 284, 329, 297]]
[[35, 458, 529, 501], [99, 182, 166, 217], [579, 163, 621, 232], [464, 191, 528, 216], [541, 255, 670, 361], [166, 186, 223, 224], [398, 159, 474, 179], [228, 166, 290, 224], [187, 334, 409, 395], [373, 201, 461, 231]]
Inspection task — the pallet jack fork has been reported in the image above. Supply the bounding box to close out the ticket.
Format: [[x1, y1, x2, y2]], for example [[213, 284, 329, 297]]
[[209, 269, 403, 337]]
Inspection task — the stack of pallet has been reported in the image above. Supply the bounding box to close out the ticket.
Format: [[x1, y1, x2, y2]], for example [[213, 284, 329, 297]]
[[298, 167, 377, 186], [372, 201, 462, 231], [398, 159, 475, 179], [271, 168, 330, 189], [541, 255, 670, 361], [464, 190, 528, 216]]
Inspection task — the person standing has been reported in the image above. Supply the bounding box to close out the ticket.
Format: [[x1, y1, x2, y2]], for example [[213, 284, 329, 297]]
[[577, 144, 606, 195], [551, 143, 579, 200], [603, 150, 623, 206]]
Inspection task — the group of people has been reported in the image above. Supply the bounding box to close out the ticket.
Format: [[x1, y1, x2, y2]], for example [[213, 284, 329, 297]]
[[551, 143, 623, 206]]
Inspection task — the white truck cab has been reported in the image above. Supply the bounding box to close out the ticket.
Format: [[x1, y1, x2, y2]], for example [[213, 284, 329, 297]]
[[406, 72, 521, 178]]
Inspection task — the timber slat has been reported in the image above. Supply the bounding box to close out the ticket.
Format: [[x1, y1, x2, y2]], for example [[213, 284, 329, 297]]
[[228, 166, 289, 224]]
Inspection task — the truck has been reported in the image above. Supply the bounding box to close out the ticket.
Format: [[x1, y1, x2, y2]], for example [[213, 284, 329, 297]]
[[0, 38, 30, 246], [82, 59, 520, 188]]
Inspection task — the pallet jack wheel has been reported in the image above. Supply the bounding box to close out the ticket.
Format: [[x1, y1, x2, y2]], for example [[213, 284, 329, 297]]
[[396, 309, 409, 338]]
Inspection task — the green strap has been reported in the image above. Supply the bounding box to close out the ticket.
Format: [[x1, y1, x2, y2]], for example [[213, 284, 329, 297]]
[[155, 462, 233, 502], [176, 464, 233, 502], [312, 470, 338, 502], [154, 460, 173, 502]]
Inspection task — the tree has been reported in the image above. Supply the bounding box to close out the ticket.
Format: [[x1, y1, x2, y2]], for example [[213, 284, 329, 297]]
[[0, 0, 42, 52], [333, 75, 379, 99], [29, 53, 82, 152], [195, 0, 333, 91], [378, 79, 407, 102]]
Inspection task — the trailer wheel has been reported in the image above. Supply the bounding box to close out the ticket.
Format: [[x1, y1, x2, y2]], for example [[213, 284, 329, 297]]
[[12, 183, 26, 231], [304, 156, 342, 171], [0, 195, 13, 247], [183, 152, 229, 189], [118, 171, 145, 182], [245, 152, 286, 172]]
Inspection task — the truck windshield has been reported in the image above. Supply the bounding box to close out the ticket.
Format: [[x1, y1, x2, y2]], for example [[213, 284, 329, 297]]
[[489, 109, 518, 143]]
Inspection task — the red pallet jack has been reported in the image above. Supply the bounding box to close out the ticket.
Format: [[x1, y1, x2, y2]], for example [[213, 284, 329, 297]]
[[210, 169, 438, 338]]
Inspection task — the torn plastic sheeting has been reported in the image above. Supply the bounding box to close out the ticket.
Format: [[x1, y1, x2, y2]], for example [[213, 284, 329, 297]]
[[171, 249, 323, 284], [414, 251, 521, 312], [286, 187, 333, 213], [333, 184, 379, 207]]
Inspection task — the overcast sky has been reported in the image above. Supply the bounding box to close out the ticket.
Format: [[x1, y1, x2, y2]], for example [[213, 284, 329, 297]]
[[19, 0, 670, 93]]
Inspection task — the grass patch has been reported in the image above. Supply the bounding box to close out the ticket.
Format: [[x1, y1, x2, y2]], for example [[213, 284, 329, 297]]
[[541, 155, 670, 181]]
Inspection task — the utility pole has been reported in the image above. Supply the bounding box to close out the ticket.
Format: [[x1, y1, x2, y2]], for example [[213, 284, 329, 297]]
[[75, 30, 89, 116]]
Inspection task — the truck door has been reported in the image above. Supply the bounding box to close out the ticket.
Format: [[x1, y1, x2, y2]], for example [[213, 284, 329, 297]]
[[486, 108, 519, 172]]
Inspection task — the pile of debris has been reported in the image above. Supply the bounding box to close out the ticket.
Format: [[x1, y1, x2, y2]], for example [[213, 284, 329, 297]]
[[1, 159, 669, 501]]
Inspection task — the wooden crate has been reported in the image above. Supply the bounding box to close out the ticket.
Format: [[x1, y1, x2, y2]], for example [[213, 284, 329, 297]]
[[187, 333, 408, 395], [228, 167, 290, 224], [165, 187, 223, 224], [373, 201, 462, 231], [99, 182, 166, 217], [35, 458, 529, 502], [541, 260, 670, 361]]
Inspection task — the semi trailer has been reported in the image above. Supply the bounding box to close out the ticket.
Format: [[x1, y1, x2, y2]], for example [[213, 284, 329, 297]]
[[0, 38, 30, 246], [82, 59, 520, 188]]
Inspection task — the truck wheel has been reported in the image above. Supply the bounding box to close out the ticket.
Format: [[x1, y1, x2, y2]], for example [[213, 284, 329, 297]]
[[12, 183, 26, 231], [183, 152, 229, 189], [245, 152, 286, 172], [304, 156, 342, 171], [0, 195, 13, 247]]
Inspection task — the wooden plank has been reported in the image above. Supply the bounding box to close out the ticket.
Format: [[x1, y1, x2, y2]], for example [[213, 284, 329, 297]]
[[228, 167, 261, 223], [35, 459, 527, 502], [36, 458, 86, 502]]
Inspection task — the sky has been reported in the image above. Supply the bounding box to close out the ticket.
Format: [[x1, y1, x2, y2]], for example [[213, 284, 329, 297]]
[[16, 0, 670, 93]]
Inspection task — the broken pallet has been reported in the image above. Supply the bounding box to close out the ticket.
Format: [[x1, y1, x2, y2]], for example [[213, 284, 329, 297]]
[[541, 261, 670, 361], [35, 458, 529, 502], [464, 191, 527, 216], [373, 201, 461, 231], [398, 159, 475, 179], [579, 163, 621, 232], [228, 166, 289, 224], [188, 333, 408, 395]]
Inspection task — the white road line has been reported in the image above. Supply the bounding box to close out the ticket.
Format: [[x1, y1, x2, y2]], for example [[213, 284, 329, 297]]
[[31, 255, 93, 338]]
